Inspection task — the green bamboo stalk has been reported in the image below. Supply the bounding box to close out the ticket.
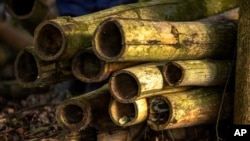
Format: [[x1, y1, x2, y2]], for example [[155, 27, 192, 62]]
[[147, 87, 232, 130], [93, 17, 236, 62], [71, 49, 140, 83], [34, 0, 237, 61], [14, 46, 74, 88], [162, 59, 233, 86]]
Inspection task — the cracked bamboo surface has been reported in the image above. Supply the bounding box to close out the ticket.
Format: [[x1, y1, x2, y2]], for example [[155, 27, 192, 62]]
[[93, 17, 236, 62], [34, 0, 237, 61], [147, 87, 232, 130], [14, 46, 73, 88], [162, 59, 233, 86]]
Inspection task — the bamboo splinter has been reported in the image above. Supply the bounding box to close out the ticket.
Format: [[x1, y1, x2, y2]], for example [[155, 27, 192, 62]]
[[93, 17, 236, 62], [162, 59, 233, 86]]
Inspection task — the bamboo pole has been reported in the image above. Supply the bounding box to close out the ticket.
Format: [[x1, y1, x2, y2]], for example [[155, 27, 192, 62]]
[[71, 49, 140, 83], [93, 17, 236, 62], [162, 59, 233, 86], [109, 62, 166, 103], [56, 84, 119, 131], [33, 0, 237, 61], [4, 0, 57, 34], [147, 87, 232, 130], [109, 98, 148, 127], [14, 46, 74, 88]]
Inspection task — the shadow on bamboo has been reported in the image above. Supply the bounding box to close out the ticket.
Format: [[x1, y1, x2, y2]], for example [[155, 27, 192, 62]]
[[14, 46, 74, 88], [162, 59, 233, 86], [93, 17, 236, 62], [72, 49, 140, 83], [147, 87, 232, 130]]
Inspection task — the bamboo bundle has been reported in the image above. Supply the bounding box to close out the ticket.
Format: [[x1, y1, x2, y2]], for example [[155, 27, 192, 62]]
[[33, 0, 237, 61], [4, 0, 57, 34], [14, 46, 74, 88], [109, 98, 148, 126], [162, 59, 233, 86], [93, 17, 236, 62], [71, 49, 140, 83], [56, 84, 119, 131], [147, 87, 232, 130]]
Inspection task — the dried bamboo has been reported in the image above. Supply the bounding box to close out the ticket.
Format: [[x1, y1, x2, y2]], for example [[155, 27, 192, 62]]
[[93, 17, 236, 62], [162, 59, 232, 86], [33, 0, 237, 61], [109, 63, 166, 103], [71, 49, 140, 83], [109, 98, 148, 127], [14, 46, 74, 88], [147, 87, 232, 130], [4, 0, 57, 34], [56, 84, 118, 131]]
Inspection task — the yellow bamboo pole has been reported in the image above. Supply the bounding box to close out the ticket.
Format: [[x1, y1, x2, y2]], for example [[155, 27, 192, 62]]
[[33, 0, 237, 61], [93, 17, 236, 62], [147, 87, 232, 130], [71, 49, 140, 83], [162, 59, 233, 86], [109, 98, 148, 127], [14, 46, 74, 88]]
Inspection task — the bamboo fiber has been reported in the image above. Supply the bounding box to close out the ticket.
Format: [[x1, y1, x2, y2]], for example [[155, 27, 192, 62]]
[[56, 84, 118, 131], [93, 17, 236, 62], [162, 59, 232, 86], [109, 98, 148, 127], [33, 0, 237, 61], [147, 87, 232, 130], [109, 63, 166, 103], [72, 49, 140, 83], [4, 0, 57, 34], [14, 46, 74, 88]]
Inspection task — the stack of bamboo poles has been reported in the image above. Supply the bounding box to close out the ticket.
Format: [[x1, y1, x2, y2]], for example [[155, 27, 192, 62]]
[[13, 0, 239, 140]]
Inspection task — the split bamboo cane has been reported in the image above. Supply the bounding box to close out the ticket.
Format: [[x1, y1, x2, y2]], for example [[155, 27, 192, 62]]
[[109, 98, 148, 127], [56, 84, 119, 131], [4, 0, 57, 34], [93, 17, 236, 62], [147, 87, 232, 130], [14, 46, 74, 88], [109, 62, 191, 103], [33, 0, 237, 61], [162, 59, 233, 86], [71, 49, 140, 83]]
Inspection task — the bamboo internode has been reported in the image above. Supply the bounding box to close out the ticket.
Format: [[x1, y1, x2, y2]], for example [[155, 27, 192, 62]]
[[162, 59, 233, 86], [93, 17, 236, 62], [14, 46, 74, 88], [109, 63, 166, 103], [147, 87, 232, 130], [109, 98, 148, 127], [72, 49, 140, 83]]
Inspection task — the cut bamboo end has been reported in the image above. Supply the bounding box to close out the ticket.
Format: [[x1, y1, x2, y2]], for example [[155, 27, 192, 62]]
[[109, 98, 148, 127], [56, 99, 91, 131], [162, 60, 232, 86], [109, 63, 164, 103], [93, 18, 124, 61], [147, 87, 232, 130], [72, 50, 107, 83], [34, 21, 66, 61]]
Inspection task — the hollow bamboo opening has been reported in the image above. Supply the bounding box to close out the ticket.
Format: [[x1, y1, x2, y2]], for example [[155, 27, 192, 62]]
[[109, 100, 136, 126], [15, 51, 38, 83], [5, 0, 35, 17], [110, 72, 138, 102], [94, 20, 123, 60], [62, 104, 84, 124], [163, 62, 183, 86], [72, 51, 103, 81], [149, 98, 171, 126], [35, 23, 63, 60]]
